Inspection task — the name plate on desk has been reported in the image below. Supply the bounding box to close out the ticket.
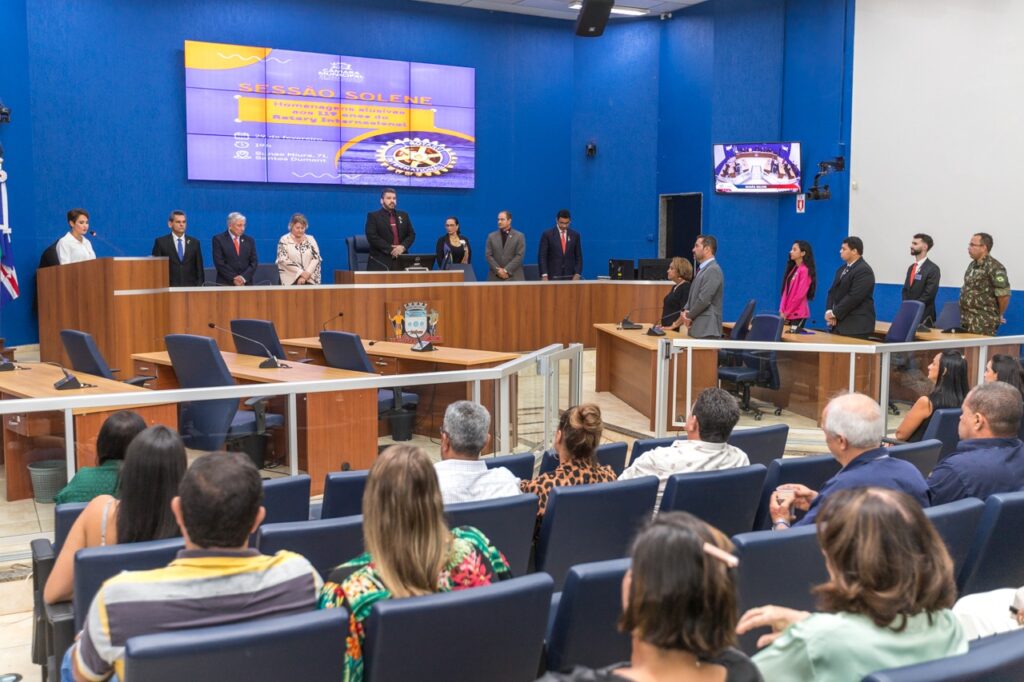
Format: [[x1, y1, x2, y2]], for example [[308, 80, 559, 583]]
[[387, 300, 444, 346]]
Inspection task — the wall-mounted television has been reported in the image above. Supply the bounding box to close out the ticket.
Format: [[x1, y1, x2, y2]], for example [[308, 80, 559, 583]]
[[713, 143, 801, 194]]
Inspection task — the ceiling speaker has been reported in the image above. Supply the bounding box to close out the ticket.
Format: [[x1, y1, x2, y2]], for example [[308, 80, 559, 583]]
[[575, 0, 613, 37]]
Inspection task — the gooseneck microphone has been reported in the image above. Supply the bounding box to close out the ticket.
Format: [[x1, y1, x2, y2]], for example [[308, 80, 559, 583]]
[[322, 311, 345, 331], [208, 322, 288, 369], [619, 306, 669, 331], [646, 307, 686, 336], [367, 254, 392, 271], [88, 229, 126, 257], [42, 361, 85, 390]]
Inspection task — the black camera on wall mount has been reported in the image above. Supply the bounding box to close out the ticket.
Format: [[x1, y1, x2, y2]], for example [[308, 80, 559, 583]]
[[806, 156, 844, 201]]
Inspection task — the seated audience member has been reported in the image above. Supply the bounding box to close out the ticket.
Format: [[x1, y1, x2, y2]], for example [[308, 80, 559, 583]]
[[45, 425, 186, 604], [927, 381, 1024, 505], [521, 404, 617, 522], [538, 512, 760, 682], [770, 393, 928, 530], [434, 400, 521, 504], [953, 585, 1024, 640], [54, 411, 146, 504], [318, 445, 511, 682], [619, 387, 748, 509], [67, 451, 322, 682], [739, 488, 967, 681], [985, 353, 1024, 396], [894, 350, 969, 442]]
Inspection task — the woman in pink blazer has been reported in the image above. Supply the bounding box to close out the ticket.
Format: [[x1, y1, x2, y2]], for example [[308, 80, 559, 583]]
[[779, 240, 817, 328]]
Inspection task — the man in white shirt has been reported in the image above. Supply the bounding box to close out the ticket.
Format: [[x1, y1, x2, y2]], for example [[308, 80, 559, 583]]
[[434, 401, 522, 505], [56, 208, 97, 264], [619, 387, 749, 509]]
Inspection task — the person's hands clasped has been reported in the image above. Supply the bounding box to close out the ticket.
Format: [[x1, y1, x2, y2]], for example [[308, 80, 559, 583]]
[[390, 244, 406, 258], [736, 605, 811, 648], [769, 484, 816, 528]]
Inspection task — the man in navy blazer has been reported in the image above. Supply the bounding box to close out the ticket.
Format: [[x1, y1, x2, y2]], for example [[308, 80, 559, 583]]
[[212, 212, 257, 286], [151, 210, 204, 287], [538, 209, 582, 280]]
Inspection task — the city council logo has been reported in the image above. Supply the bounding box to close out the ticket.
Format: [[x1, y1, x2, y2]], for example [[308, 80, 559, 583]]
[[376, 137, 457, 177]]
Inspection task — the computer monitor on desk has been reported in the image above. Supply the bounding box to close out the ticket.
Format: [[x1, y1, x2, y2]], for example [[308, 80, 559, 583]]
[[638, 258, 672, 281], [608, 259, 635, 280], [397, 253, 436, 271]]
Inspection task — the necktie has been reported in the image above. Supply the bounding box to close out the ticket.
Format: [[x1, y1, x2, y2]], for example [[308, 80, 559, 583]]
[[177, 237, 184, 262], [501, 230, 509, 247], [560, 230, 566, 255], [233, 235, 240, 256], [389, 212, 400, 246], [907, 262, 918, 287]]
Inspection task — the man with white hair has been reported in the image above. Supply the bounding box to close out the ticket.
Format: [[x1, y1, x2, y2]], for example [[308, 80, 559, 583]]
[[212, 211, 257, 285], [769, 392, 929, 529], [433, 401, 522, 504]]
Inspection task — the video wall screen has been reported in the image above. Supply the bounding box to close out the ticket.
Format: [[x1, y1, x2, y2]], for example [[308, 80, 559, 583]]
[[713, 143, 801, 194], [185, 41, 475, 188]]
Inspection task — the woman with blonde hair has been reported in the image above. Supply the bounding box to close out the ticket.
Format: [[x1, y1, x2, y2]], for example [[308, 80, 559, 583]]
[[276, 212, 322, 285], [660, 256, 694, 330], [318, 445, 510, 682]]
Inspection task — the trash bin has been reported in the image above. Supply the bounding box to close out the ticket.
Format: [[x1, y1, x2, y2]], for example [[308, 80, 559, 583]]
[[226, 434, 268, 469], [27, 460, 68, 503], [388, 408, 416, 442]]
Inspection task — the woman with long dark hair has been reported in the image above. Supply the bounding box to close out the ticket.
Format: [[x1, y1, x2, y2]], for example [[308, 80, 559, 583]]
[[54, 410, 146, 504], [985, 354, 1024, 395], [435, 215, 471, 269], [894, 350, 969, 441], [778, 240, 816, 329]]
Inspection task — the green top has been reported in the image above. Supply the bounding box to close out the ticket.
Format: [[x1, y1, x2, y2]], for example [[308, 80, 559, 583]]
[[53, 459, 120, 504], [753, 610, 967, 682]]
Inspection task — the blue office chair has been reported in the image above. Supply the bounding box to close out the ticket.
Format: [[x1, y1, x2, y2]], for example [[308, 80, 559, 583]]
[[124, 609, 349, 682], [933, 300, 962, 332], [319, 330, 419, 414], [863, 628, 1024, 681], [60, 329, 154, 385], [923, 408, 962, 460], [546, 558, 631, 673], [719, 299, 757, 365], [256, 515, 365, 579], [203, 266, 217, 284], [540, 442, 630, 477], [884, 300, 926, 343], [887, 439, 942, 478], [165, 334, 284, 453], [251, 263, 280, 285], [659, 464, 768, 536], [536, 477, 659, 590], [522, 263, 541, 281], [445, 494, 538, 577], [732, 525, 826, 654], [261, 475, 311, 524], [923, 497, 986, 581], [345, 235, 370, 271], [959, 491, 1024, 594], [362, 573, 553, 682], [449, 262, 477, 281], [753, 455, 842, 530], [718, 314, 784, 420], [54, 502, 87, 554], [484, 452, 535, 480], [321, 470, 370, 520], [728, 424, 789, 467], [629, 436, 676, 464], [229, 319, 290, 363]]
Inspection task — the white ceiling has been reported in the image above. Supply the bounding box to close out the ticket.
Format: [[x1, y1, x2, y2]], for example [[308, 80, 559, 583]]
[[411, 0, 706, 22]]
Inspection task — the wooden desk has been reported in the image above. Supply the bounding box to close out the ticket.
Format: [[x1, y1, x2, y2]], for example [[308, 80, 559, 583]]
[[0, 364, 175, 501], [132, 351, 378, 492], [334, 270, 463, 284], [594, 324, 719, 431]]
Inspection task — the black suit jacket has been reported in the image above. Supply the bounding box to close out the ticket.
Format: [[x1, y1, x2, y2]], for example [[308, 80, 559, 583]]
[[901, 259, 940, 325], [537, 227, 583, 280], [211, 231, 257, 285], [364, 208, 415, 270], [152, 233, 205, 287], [826, 258, 876, 337]]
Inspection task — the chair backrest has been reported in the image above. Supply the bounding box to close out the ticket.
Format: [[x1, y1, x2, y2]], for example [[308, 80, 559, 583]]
[[539, 450, 559, 476], [923, 497, 986, 581], [753, 455, 842, 530], [546, 558, 631, 673], [728, 424, 789, 467], [885, 300, 926, 343], [732, 525, 826, 654], [862, 628, 1024, 682], [203, 266, 216, 284], [261, 475, 311, 524], [483, 453, 534, 480], [444, 494, 538, 577], [522, 263, 541, 281], [256, 515, 364, 579], [541, 442, 628, 477], [887, 438, 943, 478], [54, 502, 88, 554], [730, 299, 757, 340], [746, 313, 784, 342], [165, 334, 238, 451], [922, 409, 962, 460], [362, 573, 553, 682], [230, 319, 287, 359], [933, 300, 961, 331], [959, 491, 1024, 594], [346, 235, 370, 271], [60, 329, 114, 378], [251, 263, 280, 286], [659, 464, 768, 536], [319, 330, 375, 373], [321, 470, 370, 519], [74, 538, 185, 630], [123, 609, 348, 682], [536, 477, 659, 591], [629, 436, 676, 463], [450, 262, 476, 282], [39, 240, 60, 268]]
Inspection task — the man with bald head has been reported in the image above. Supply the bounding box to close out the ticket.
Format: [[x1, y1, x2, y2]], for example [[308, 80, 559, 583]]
[[927, 382, 1024, 505], [769, 392, 929, 529]]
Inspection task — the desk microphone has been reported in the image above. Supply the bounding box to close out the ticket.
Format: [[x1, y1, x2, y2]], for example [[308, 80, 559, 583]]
[[88, 230, 127, 257], [207, 322, 288, 369], [0, 353, 16, 372], [646, 307, 685, 336], [619, 306, 668, 330], [367, 254, 392, 271], [322, 311, 345, 331], [41, 361, 86, 390]]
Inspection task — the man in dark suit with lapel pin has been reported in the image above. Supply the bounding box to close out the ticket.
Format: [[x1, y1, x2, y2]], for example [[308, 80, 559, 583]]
[[211, 212, 257, 286], [151, 210, 205, 287], [538, 209, 583, 281], [902, 233, 941, 326], [825, 236, 876, 339], [364, 187, 415, 271]]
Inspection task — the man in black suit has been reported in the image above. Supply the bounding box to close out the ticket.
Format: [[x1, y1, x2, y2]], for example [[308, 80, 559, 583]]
[[538, 209, 583, 281], [364, 187, 415, 271], [211, 212, 257, 286], [151, 210, 204, 287], [901, 233, 941, 326], [825, 236, 876, 339]]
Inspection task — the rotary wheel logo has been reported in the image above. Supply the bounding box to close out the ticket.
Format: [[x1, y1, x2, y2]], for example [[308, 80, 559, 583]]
[[376, 137, 457, 177]]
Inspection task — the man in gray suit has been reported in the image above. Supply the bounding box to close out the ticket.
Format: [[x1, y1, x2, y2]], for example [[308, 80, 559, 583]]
[[682, 234, 724, 338], [485, 210, 525, 281]]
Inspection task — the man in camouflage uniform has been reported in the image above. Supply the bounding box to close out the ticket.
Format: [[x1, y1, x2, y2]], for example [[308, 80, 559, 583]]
[[960, 232, 1010, 336]]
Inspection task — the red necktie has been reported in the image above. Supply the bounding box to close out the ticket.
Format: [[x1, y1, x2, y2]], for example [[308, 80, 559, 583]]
[[907, 262, 917, 286], [234, 235, 240, 256], [560, 231, 566, 254], [389, 213, 400, 246]]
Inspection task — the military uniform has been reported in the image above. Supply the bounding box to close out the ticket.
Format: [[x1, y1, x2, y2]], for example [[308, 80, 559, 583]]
[[960, 255, 1011, 336]]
